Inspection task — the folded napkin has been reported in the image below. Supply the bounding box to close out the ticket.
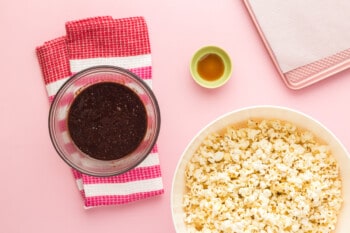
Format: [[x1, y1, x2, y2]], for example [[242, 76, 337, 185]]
[[36, 16, 164, 208], [244, 0, 350, 89]]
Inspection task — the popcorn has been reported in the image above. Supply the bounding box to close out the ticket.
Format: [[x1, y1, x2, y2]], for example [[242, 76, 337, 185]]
[[183, 119, 342, 233]]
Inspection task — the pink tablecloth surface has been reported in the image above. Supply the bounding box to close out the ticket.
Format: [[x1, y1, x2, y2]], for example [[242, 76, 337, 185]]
[[1, 0, 350, 233]]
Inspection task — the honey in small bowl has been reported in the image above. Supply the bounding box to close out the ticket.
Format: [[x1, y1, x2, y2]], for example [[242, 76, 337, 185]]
[[190, 46, 232, 88], [197, 53, 225, 81]]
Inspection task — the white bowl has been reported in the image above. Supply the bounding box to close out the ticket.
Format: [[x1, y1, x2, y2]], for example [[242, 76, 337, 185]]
[[171, 105, 350, 232]]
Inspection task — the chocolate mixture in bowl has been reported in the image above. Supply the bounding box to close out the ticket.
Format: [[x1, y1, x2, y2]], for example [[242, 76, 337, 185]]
[[67, 82, 147, 160]]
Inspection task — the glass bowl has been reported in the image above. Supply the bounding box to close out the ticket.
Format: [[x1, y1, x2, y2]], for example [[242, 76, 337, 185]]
[[49, 66, 161, 177]]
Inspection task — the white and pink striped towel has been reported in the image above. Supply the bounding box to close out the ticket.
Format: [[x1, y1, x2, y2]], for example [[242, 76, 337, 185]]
[[36, 16, 164, 208]]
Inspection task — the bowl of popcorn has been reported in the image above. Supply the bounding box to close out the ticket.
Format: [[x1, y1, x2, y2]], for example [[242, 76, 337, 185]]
[[171, 106, 350, 233]]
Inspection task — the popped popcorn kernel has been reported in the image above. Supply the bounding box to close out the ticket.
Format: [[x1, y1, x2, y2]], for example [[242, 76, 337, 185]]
[[183, 119, 342, 233]]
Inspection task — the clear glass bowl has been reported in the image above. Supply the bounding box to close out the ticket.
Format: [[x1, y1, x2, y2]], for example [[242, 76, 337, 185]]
[[49, 66, 161, 177]]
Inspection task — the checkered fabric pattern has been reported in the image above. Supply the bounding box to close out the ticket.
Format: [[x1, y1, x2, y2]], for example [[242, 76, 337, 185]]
[[36, 16, 164, 208]]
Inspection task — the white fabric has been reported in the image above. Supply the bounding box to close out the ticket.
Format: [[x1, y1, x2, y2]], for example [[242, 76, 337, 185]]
[[69, 54, 152, 73], [84, 177, 164, 197], [136, 153, 160, 168], [247, 0, 350, 72], [46, 76, 70, 97]]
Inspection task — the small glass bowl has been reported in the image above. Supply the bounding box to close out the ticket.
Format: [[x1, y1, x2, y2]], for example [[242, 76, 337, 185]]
[[48, 66, 161, 177]]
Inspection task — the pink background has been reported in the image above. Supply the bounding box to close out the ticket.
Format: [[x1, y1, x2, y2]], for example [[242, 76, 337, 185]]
[[1, 0, 350, 232]]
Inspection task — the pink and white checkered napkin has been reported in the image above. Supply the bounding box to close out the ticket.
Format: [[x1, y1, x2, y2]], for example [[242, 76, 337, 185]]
[[36, 16, 164, 208]]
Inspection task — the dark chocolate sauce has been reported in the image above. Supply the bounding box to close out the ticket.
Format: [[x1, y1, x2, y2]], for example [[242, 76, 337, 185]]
[[67, 82, 147, 160]]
